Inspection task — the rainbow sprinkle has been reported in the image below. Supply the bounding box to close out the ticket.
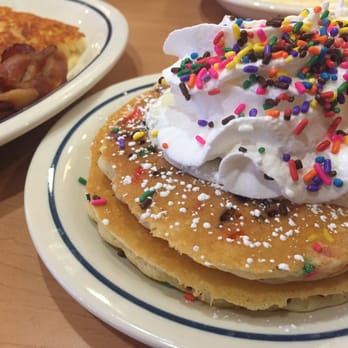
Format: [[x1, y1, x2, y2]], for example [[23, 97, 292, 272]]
[[165, 4, 348, 195]]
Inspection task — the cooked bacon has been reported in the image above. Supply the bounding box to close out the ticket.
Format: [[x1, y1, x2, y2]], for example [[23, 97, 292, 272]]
[[0, 88, 39, 120], [0, 43, 68, 121], [1, 43, 36, 62], [0, 88, 39, 108], [1, 53, 33, 83]]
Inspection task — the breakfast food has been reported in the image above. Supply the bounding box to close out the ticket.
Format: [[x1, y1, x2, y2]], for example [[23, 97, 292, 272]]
[[87, 87, 348, 311], [148, 2, 348, 207], [0, 6, 85, 70], [0, 6, 85, 120], [86, 2, 348, 310]]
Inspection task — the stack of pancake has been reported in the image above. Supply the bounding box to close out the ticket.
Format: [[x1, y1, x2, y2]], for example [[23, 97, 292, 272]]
[[86, 84, 348, 311]]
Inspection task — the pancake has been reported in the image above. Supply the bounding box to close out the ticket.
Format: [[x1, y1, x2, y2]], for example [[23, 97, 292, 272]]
[[0, 6, 85, 70], [95, 84, 348, 284], [86, 88, 348, 310]]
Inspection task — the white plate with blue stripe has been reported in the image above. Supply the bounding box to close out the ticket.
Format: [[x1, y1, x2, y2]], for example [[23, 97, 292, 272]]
[[216, 0, 348, 20], [24, 74, 348, 348]]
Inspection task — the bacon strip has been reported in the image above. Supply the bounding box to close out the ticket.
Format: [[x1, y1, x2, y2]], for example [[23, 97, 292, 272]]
[[0, 43, 68, 121]]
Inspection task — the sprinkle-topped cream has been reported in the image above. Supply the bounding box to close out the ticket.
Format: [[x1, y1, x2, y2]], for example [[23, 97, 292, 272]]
[[146, 1, 348, 206]]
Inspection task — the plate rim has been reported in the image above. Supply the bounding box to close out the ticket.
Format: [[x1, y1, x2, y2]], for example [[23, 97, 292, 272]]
[[217, 0, 307, 14], [0, 0, 128, 145], [216, 0, 344, 18], [24, 74, 348, 348]]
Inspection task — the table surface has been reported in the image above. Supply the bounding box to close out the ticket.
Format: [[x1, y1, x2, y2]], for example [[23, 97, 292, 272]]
[[0, 1, 227, 347]]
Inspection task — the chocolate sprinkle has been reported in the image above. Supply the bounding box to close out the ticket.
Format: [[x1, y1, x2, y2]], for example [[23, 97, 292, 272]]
[[266, 16, 284, 28], [295, 159, 303, 170], [140, 197, 153, 209], [221, 115, 236, 125], [179, 82, 191, 101]]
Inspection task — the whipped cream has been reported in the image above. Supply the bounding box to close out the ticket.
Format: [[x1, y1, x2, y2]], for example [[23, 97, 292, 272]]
[[146, 2, 348, 206]]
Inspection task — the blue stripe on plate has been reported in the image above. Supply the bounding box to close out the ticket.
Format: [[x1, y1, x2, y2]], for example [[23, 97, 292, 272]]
[[48, 82, 348, 342], [66, 0, 113, 73]]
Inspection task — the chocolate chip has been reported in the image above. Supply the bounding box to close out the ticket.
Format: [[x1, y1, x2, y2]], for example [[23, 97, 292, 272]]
[[220, 208, 236, 222]]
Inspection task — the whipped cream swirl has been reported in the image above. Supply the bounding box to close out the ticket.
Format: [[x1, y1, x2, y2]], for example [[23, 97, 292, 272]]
[[146, 2, 348, 206]]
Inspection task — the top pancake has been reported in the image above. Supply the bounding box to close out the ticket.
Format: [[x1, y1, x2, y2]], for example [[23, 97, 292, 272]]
[[96, 84, 348, 283], [0, 6, 85, 69], [87, 124, 348, 311]]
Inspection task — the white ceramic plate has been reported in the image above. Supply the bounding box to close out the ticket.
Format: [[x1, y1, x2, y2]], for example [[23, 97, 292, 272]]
[[216, 0, 348, 19], [0, 0, 128, 145], [25, 74, 348, 348]]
